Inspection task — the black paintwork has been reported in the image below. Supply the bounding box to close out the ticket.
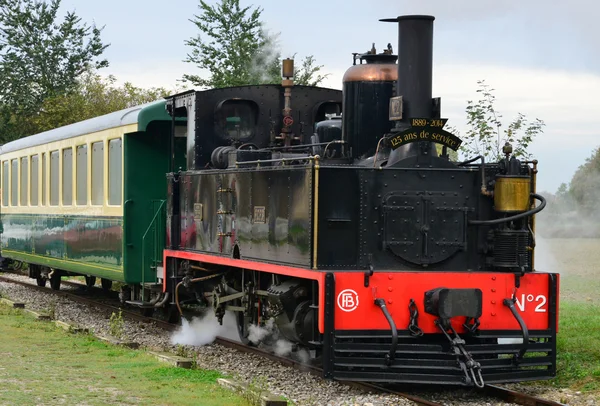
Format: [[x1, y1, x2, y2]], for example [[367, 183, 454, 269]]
[[317, 161, 486, 271], [342, 80, 396, 160], [186, 85, 342, 170], [174, 166, 314, 267], [169, 157, 532, 274]]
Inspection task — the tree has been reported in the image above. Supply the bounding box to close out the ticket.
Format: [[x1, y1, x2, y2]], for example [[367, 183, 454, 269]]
[[568, 147, 600, 218], [25, 70, 172, 134], [292, 54, 329, 87], [435, 144, 459, 161], [182, 0, 328, 89], [0, 0, 109, 112], [457, 80, 545, 161]]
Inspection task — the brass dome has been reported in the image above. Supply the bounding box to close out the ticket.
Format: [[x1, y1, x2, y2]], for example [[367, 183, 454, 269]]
[[342, 63, 398, 82]]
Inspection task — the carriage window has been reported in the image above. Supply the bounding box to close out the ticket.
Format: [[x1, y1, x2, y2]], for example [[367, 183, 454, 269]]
[[20, 157, 28, 206], [11, 159, 18, 206], [42, 153, 47, 205], [2, 161, 8, 206], [108, 138, 122, 206], [62, 148, 73, 205], [50, 151, 59, 206], [31, 155, 39, 206], [91, 141, 104, 205], [76, 145, 87, 205]]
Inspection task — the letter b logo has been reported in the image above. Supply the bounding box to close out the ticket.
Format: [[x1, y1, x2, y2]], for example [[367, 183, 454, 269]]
[[337, 289, 359, 312]]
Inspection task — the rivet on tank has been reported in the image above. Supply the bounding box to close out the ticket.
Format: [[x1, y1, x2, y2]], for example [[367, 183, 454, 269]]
[[341, 43, 398, 163]]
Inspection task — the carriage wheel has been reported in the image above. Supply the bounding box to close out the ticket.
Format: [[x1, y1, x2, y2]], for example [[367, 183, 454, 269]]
[[36, 276, 47, 287], [50, 272, 61, 291], [85, 276, 96, 289], [101, 278, 112, 293]]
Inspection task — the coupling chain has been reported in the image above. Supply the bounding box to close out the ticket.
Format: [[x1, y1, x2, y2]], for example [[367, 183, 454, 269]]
[[435, 319, 485, 388]]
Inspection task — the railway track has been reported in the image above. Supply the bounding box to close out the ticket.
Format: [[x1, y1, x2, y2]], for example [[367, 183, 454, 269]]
[[0, 272, 566, 406]]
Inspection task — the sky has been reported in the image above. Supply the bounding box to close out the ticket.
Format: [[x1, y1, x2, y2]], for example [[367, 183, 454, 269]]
[[57, 0, 600, 194]]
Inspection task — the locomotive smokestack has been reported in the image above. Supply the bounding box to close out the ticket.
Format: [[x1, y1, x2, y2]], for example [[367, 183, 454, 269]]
[[395, 15, 434, 119], [381, 15, 438, 163]]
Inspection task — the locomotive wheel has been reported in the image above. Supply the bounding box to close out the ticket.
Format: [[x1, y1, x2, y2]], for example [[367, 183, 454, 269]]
[[101, 278, 112, 293], [36, 276, 46, 287], [163, 304, 181, 324], [85, 276, 96, 289], [140, 307, 154, 317], [235, 270, 260, 346]]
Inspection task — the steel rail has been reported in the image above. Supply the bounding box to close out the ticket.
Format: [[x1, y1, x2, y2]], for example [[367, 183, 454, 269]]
[[481, 384, 568, 406]]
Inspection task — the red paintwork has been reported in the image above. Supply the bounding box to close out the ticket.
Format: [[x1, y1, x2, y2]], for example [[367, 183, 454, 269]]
[[332, 272, 558, 332], [162, 248, 558, 335], [163, 249, 326, 333]]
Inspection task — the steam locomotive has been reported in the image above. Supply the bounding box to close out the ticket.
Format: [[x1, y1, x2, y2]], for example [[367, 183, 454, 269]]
[[0, 15, 557, 387]]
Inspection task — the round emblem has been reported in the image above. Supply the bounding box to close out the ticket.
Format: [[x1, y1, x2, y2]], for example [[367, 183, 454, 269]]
[[337, 289, 359, 312], [283, 115, 294, 127]]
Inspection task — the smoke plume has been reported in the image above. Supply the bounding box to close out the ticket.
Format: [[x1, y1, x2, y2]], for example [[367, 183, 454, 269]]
[[248, 24, 282, 83], [170, 309, 239, 346]]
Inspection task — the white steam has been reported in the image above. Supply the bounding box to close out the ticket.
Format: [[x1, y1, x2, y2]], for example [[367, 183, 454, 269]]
[[248, 318, 275, 344], [246, 319, 312, 364], [249, 24, 282, 83], [532, 236, 560, 275], [170, 309, 313, 365], [170, 309, 239, 346], [274, 339, 293, 356]]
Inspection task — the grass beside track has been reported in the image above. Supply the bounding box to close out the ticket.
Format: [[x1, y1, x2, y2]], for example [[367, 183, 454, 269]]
[[0, 305, 251, 406], [552, 302, 600, 392], [533, 239, 600, 396]]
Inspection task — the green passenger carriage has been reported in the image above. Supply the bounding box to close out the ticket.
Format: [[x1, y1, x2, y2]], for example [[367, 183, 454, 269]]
[[0, 101, 186, 297]]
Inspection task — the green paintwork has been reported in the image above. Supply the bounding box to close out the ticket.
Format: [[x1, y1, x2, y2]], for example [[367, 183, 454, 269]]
[[2, 250, 124, 281], [137, 100, 185, 133], [0, 213, 124, 281], [123, 116, 186, 285]]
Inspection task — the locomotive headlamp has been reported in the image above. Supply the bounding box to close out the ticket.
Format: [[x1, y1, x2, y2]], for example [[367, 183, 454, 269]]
[[494, 175, 531, 212]]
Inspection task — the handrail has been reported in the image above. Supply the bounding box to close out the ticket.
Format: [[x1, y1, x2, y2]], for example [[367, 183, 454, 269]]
[[124, 200, 134, 247], [235, 155, 320, 167], [141, 200, 166, 287]]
